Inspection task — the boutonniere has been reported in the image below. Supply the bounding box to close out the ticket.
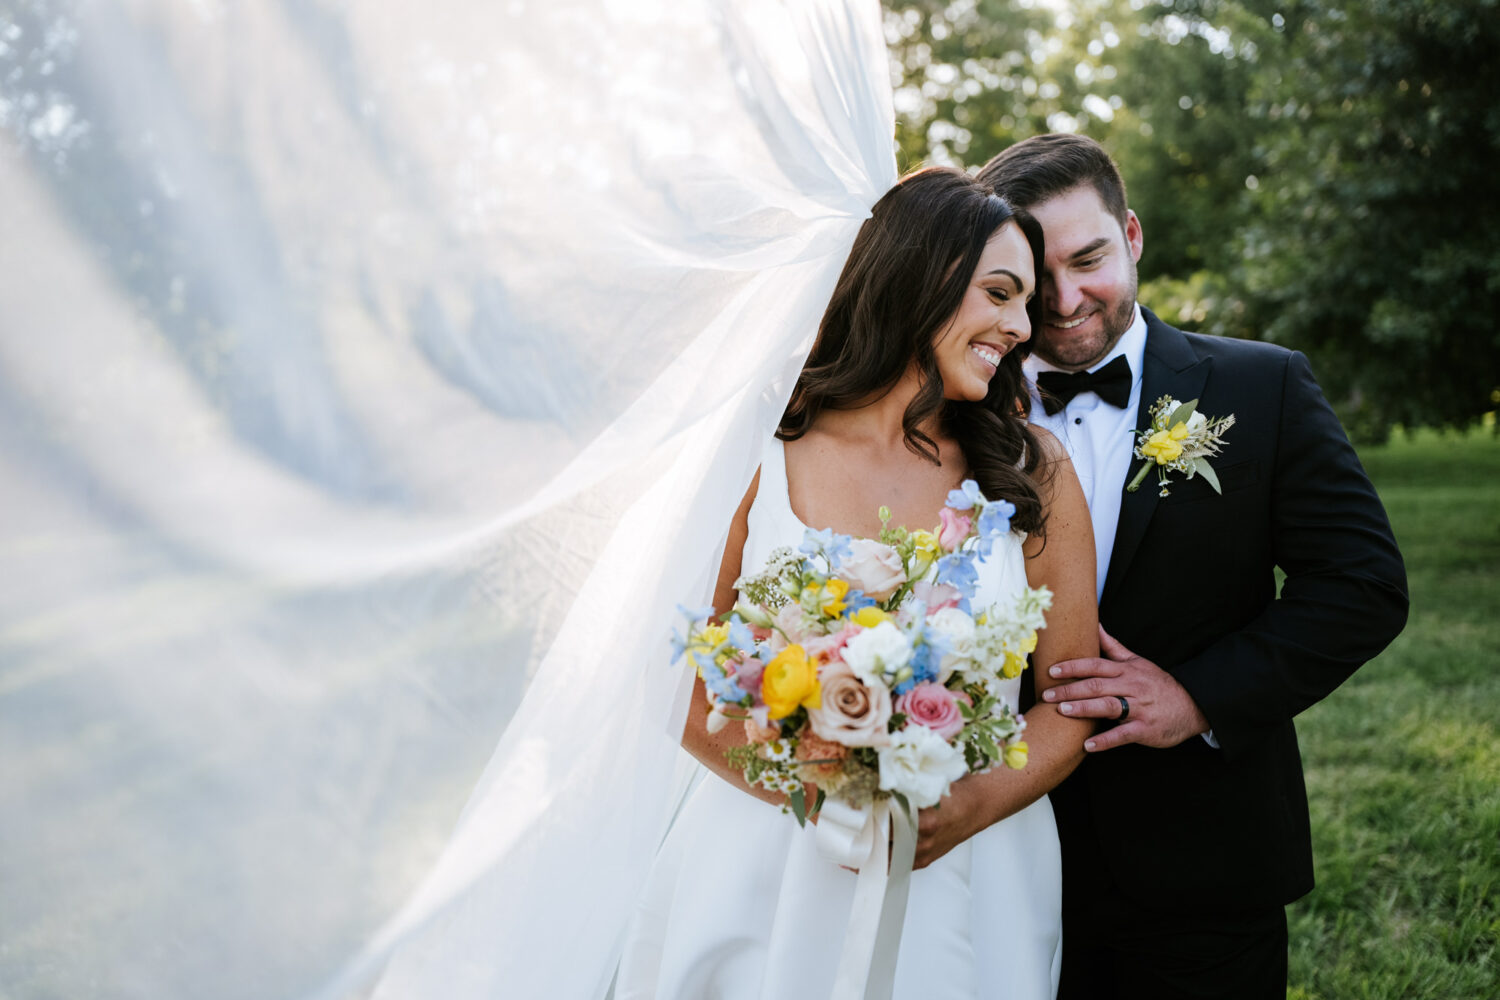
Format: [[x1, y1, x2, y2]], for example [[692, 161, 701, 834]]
[[1126, 396, 1236, 497]]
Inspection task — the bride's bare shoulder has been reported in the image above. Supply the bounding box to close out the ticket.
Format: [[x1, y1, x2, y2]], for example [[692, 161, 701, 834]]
[[1027, 423, 1068, 463]]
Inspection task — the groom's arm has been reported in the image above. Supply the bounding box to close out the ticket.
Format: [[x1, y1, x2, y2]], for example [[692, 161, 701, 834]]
[[1046, 350, 1408, 758], [1166, 350, 1408, 758]]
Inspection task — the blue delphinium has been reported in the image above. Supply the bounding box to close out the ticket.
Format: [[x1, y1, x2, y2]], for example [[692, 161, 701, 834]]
[[670, 603, 719, 660], [799, 526, 853, 571], [974, 498, 1016, 557], [726, 616, 756, 653], [945, 479, 984, 511], [935, 550, 980, 595], [697, 650, 749, 703], [840, 589, 877, 617]]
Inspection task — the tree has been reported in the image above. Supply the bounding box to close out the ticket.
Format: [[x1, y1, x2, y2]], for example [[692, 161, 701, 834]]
[[885, 0, 1500, 440]]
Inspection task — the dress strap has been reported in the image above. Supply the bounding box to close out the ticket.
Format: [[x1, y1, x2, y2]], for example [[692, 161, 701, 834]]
[[742, 436, 806, 574]]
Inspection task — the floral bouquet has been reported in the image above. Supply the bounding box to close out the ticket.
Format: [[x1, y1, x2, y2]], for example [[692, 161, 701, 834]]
[[673, 481, 1051, 825]]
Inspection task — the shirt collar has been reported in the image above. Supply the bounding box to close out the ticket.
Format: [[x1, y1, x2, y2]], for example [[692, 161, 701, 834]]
[[1025, 303, 1146, 381]]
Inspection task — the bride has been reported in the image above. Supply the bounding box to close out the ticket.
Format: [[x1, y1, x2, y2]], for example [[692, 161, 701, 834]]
[[616, 167, 1098, 999]]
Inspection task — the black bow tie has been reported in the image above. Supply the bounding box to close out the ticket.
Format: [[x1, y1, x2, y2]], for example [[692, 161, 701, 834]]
[[1035, 355, 1132, 415]]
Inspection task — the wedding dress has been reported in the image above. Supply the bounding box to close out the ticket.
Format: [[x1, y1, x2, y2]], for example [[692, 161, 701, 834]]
[[615, 438, 1063, 1000]]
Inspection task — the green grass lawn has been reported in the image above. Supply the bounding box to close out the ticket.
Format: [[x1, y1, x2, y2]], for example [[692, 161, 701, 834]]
[[1288, 429, 1500, 999]]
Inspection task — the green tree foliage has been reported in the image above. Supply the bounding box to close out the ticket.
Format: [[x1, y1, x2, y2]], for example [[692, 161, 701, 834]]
[[1229, 0, 1500, 441], [886, 0, 1500, 440]]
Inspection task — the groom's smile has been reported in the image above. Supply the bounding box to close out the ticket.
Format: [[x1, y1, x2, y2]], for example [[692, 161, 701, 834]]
[[1028, 184, 1144, 372]]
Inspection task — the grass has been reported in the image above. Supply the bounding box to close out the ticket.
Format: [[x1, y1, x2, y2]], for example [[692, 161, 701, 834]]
[[1287, 428, 1500, 999]]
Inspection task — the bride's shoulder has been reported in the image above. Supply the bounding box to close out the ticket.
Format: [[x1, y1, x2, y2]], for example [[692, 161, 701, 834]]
[[1026, 422, 1068, 464], [1021, 423, 1076, 499]]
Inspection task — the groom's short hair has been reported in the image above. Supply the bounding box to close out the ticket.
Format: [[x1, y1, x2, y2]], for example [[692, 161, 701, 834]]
[[976, 133, 1129, 231]]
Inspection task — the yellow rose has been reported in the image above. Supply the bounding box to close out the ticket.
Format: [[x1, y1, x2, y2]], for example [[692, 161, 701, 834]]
[[909, 529, 941, 575], [1003, 740, 1029, 769], [820, 578, 850, 617], [762, 644, 823, 720], [1141, 429, 1184, 464], [850, 606, 893, 628]]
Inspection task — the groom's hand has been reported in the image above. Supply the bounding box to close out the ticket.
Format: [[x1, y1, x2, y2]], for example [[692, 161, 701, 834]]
[[1042, 625, 1211, 751]]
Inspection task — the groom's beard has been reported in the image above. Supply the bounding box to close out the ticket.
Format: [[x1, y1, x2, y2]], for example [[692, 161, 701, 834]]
[[1040, 276, 1138, 370]]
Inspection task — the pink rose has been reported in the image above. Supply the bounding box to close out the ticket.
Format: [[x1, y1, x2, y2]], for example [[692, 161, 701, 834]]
[[840, 539, 907, 601], [895, 682, 969, 741], [938, 507, 973, 550], [807, 658, 892, 747], [734, 656, 764, 698], [801, 623, 858, 663], [908, 580, 963, 613]]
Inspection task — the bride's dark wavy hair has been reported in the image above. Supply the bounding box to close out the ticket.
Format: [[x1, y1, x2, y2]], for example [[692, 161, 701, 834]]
[[778, 166, 1049, 534]]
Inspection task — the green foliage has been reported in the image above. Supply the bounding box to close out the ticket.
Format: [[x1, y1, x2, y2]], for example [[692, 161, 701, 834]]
[[1287, 429, 1500, 996], [886, 0, 1500, 441]]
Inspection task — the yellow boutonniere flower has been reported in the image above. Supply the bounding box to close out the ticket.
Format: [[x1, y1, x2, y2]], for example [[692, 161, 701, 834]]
[[1127, 397, 1236, 497], [1140, 427, 1185, 464]]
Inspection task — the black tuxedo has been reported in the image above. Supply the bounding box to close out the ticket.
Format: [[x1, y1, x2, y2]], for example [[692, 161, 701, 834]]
[[1051, 310, 1408, 995]]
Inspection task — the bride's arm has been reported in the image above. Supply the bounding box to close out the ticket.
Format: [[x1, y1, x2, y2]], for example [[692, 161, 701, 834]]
[[676, 469, 794, 809], [913, 428, 1099, 868]]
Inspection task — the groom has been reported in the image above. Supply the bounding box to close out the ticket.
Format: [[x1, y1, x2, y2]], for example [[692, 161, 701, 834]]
[[977, 134, 1408, 998]]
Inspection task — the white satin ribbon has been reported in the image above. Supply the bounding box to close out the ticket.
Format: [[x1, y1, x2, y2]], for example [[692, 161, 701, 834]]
[[816, 797, 917, 1000]]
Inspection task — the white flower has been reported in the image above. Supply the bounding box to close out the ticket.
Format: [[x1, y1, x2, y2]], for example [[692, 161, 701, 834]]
[[877, 726, 969, 808], [1185, 410, 1208, 435], [926, 606, 977, 682], [841, 620, 913, 686], [841, 538, 908, 601]]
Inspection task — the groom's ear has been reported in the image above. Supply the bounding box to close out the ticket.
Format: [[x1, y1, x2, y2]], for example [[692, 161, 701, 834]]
[[1124, 210, 1144, 263]]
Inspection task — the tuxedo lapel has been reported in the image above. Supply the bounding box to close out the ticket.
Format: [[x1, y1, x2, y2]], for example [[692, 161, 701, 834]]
[[1100, 312, 1211, 608]]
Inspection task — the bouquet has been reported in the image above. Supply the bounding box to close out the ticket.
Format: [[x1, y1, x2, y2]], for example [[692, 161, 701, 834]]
[[673, 480, 1051, 825]]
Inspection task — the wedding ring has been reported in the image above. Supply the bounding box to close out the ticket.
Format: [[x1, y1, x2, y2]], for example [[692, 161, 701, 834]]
[[1115, 695, 1130, 722]]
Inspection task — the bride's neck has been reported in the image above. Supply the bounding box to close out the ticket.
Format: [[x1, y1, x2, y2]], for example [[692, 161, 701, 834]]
[[815, 368, 945, 450]]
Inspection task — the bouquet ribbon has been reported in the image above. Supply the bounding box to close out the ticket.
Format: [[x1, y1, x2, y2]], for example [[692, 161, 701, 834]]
[[815, 797, 917, 1000]]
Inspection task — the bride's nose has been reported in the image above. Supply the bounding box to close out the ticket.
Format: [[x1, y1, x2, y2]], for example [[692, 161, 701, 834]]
[[1001, 309, 1031, 344]]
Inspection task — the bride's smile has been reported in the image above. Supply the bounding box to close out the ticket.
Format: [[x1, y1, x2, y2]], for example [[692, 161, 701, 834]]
[[935, 220, 1035, 403]]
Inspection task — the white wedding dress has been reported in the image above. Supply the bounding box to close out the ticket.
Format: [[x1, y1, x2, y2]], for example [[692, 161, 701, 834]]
[[616, 439, 1063, 1000]]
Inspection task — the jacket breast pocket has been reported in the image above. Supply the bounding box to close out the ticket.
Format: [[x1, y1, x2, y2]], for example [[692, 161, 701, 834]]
[[1156, 458, 1260, 507]]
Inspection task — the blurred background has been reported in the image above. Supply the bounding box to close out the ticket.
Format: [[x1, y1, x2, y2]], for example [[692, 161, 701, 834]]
[[884, 0, 1499, 443]]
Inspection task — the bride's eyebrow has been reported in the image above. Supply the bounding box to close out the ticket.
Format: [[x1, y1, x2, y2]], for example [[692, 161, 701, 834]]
[[984, 268, 1027, 292]]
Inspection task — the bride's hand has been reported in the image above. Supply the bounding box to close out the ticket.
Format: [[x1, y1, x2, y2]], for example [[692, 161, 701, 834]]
[[912, 773, 995, 869]]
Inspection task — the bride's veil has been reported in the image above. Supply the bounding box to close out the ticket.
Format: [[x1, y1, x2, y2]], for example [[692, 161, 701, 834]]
[[0, 1, 895, 996]]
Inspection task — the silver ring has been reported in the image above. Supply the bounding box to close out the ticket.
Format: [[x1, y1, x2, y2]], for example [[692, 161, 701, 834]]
[[1116, 695, 1130, 722]]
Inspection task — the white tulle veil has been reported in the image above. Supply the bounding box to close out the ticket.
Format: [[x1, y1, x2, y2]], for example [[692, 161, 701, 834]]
[[0, 1, 896, 996]]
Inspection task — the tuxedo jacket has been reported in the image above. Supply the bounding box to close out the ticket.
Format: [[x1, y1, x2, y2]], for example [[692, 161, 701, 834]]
[[1048, 309, 1408, 913]]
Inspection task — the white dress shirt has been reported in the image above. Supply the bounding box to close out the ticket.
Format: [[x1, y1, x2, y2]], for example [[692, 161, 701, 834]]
[[1025, 306, 1220, 748], [1024, 305, 1148, 601]]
